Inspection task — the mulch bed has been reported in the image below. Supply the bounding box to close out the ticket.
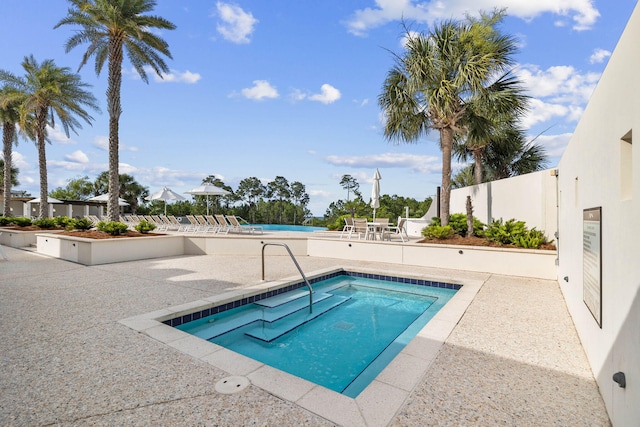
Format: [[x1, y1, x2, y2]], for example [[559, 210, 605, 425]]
[[1, 226, 163, 239], [418, 234, 557, 251], [59, 230, 165, 239]]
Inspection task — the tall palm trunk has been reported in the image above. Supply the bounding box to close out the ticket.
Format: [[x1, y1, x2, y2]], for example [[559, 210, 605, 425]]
[[473, 149, 483, 185], [36, 106, 48, 219], [107, 38, 123, 221], [2, 123, 15, 216], [440, 127, 454, 226]]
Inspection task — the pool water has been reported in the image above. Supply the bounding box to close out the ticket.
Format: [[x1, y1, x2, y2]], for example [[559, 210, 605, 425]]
[[177, 275, 457, 397], [251, 224, 327, 232]]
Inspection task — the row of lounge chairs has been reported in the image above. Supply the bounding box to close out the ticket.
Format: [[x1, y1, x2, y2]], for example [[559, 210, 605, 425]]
[[115, 214, 263, 234], [182, 214, 263, 234]]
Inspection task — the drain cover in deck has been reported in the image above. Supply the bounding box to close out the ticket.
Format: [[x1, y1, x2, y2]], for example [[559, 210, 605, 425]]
[[215, 376, 250, 394]]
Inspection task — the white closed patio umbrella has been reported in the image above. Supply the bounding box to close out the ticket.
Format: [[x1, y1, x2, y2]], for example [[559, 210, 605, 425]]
[[186, 184, 230, 215], [145, 187, 186, 215], [371, 168, 381, 221]]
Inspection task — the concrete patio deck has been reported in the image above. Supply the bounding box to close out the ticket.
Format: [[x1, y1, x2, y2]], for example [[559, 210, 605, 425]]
[[0, 245, 610, 426]]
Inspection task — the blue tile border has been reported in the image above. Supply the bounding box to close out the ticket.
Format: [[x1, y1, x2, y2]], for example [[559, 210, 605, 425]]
[[164, 271, 461, 327]]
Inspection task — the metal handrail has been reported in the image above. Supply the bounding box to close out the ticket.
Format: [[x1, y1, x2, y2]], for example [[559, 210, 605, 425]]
[[261, 242, 313, 313]]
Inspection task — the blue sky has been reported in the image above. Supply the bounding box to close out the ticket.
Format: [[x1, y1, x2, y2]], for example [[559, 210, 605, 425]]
[[1, 0, 637, 215]]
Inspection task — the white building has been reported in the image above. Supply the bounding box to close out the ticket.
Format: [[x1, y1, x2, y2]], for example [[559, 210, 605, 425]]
[[555, 3, 640, 425]]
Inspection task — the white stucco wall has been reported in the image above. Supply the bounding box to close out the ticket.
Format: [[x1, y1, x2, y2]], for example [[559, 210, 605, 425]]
[[556, 3, 640, 425], [449, 170, 558, 240], [406, 170, 558, 239]]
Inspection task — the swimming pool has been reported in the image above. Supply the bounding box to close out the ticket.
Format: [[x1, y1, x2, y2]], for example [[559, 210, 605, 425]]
[[173, 271, 459, 397], [251, 224, 327, 232]]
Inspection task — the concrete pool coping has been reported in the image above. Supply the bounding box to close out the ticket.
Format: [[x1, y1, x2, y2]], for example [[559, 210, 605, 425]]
[[120, 266, 483, 426]]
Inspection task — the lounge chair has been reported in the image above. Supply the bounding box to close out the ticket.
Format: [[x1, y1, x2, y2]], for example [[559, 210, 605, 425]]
[[185, 215, 201, 233], [167, 215, 185, 231], [227, 215, 263, 234], [206, 215, 228, 234], [194, 215, 217, 233], [215, 215, 235, 233]]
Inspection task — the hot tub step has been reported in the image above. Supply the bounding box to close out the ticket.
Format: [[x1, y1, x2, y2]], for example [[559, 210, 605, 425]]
[[244, 295, 351, 343]]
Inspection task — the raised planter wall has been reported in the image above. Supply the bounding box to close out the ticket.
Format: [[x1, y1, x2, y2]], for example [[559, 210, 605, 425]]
[[33, 233, 557, 279], [307, 238, 557, 280], [0, 228, 64, 248], [36, 233, 184, 265]]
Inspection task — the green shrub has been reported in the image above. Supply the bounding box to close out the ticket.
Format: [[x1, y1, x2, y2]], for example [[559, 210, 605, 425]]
[[512, 228, 550, 249], [422, 224, 455, 240], [96, 221, 129, 236], [448, 213, 485, 237], [71, 217, 93, 230], [427, 214, 485, 237], [54, 216, 73, 228], [12, 217, 32, 227], [33, 218, 57, 229], [484, 218, 527, 245], [0, 216, 14, 226], [328, 215, 350, 231], [134, 219, 156, 234]]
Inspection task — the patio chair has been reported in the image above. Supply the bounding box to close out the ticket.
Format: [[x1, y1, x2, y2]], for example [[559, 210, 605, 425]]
[[340, 217, 354, 238], [351, 218, 370, 239], [369, 218, 389, 240], [384, 218, 409, 242]]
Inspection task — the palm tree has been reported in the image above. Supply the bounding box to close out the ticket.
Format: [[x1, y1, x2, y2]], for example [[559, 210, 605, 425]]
[[94, 171, 149, 213], [55, 0, 176, 221], [483, 126, 548, 180], [0, 55, 98, 218], [0, 85, 25, 216], [454, 73, 529, 185], [379, 11, 518, 226]]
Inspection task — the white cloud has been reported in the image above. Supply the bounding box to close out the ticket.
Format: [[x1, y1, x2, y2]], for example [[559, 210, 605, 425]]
[[64, 150, 89, 164], [534, 133, 573, 158], [48, 159, 99, 172], [118, 163, 138, 175], [589, 48, 611, 64], [521, 98, 570, 128], [309, 84, 342, 104], [46, 125, 75, 145], [3, 151, 29, 169], [215, 2, 258, 44], [325, 152, 440, 174], [91, 135, 138, 152], [127, 66, 201, 84], [240, 80, 279, 100], [151, 68, 202, 84], [289, 89, 307, 102], [345, 0, 600, 36], [517, 64, 600, 104]]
